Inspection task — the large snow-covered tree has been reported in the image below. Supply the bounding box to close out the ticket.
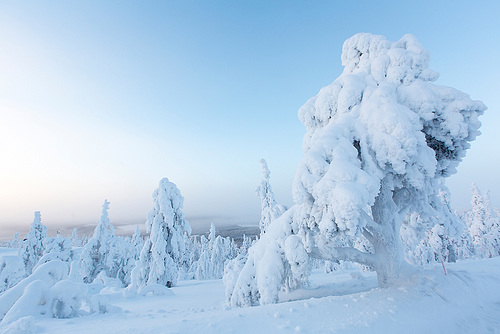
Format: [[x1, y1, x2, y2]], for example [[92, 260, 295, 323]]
[[227, 33, 485, 306], [131, 178, 192, 289], [256, 159, 286, 235]]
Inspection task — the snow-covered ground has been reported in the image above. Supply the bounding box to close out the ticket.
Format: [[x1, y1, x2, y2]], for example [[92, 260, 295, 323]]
[[2, 253, 499, 334]]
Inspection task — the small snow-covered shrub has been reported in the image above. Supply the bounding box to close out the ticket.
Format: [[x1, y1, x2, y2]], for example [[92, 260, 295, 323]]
[[0, 260, 69, 322], [50, 280, 88, 319], [0, 255, 26, 293], [0, 259, 120, 325], [2, 280, 50, 324], [34, 233, 74, 270], [223, 253, 247, 304]]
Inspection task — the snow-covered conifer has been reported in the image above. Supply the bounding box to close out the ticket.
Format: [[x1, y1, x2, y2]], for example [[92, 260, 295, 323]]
[[19, 211, 47, 275], [131, 178, 192, 289], [209, 223, 216, 248], [79, 200, 135, 286], [35, 232, 73, 269], [71, 228, 80, 247], [131, 225, 144, 261], [79, 200, 115, 283], [227, 33, 485, 306], [0, 256, 25, 293], [194, 235, 211, 280], [256, 159, 286, 235], [401, 184, 461, 264], [9, 233, 20, 249], [466, 184, 500, 257]]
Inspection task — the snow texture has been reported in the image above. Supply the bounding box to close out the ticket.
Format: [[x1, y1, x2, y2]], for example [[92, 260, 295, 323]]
[[3, 257, 499, 334]]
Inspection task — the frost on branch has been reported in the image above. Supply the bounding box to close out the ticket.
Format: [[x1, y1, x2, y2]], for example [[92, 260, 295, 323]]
[[227, 33, 485, 306]]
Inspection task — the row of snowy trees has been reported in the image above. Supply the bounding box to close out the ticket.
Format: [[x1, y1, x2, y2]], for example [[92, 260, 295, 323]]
[[402, 183, 500, 265], [0, 178, 257, 299], [0, 177, 260, 323]]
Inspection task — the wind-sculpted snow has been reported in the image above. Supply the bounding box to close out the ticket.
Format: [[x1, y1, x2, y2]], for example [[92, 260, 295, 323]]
[[226, 33, 485, 306], [0, 260, 68, 322], [0, 260, 121, 326], [2, 258, 498, 333]]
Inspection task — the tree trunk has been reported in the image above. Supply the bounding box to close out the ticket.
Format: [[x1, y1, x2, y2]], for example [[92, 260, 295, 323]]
[[370, 179, 405, 288]]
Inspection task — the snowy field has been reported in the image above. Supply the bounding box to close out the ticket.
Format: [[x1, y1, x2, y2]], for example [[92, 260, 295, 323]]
[[2, 249, 499, 334]]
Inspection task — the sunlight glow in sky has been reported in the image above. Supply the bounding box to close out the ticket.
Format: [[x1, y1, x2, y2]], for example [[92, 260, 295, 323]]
[[1, 1, 499, 235]]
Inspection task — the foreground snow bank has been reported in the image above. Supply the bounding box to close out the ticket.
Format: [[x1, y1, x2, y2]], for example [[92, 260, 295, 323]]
[[12, 257, 500, 334], [0, 261, 120, 327]]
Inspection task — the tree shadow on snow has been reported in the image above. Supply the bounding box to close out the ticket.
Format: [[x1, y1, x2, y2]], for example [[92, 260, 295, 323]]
[[278, 270, 378, 303]]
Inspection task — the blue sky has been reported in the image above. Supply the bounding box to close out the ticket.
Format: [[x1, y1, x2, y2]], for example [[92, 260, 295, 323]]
[[0, 1, 498, 234]]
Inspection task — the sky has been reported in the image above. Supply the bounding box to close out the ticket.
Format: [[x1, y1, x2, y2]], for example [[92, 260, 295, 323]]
[[0, 0, 499, 237]]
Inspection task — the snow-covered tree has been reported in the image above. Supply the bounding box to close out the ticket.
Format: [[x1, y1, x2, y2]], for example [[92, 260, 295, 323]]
[[19, 211, 47, 275], [9, 232, 20, 249], [401, 184, 461, 264], [209, 223, 216, 248], [227, 33, 485, 306], [71, 228, 80, 247], [0, 256, 25, 293], [256, 159, 286, 235], [79, 200, 115, 283], [465, 184, 500, 257], [131, 225, 144, 261], [131, 178, 192, 290], [193, 235, 211, 280], [35, 232, 74, 269], [79, 200, 135, 286]]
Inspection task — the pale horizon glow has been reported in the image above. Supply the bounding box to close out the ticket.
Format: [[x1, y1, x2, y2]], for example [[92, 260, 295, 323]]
[[1, 1, 499, 238]]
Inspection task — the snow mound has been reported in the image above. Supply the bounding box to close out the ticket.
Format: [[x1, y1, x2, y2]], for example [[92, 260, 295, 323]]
[[0, 260, 121, 325], [0, 316, 35, 334], [0, 256, 25, 294]]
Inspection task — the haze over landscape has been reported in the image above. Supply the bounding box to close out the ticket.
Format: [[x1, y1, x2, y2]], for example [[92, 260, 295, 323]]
[[1, 1, 499, 238]]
